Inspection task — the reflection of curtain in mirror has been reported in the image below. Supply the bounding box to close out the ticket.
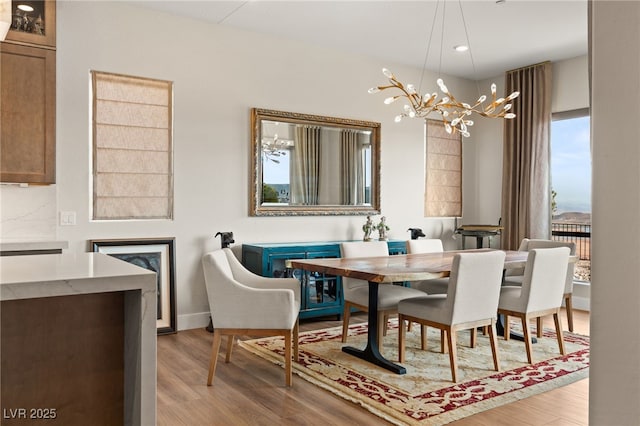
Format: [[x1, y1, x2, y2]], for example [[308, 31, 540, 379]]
[[290, 125, 321, 205], [340, 130, 365, 205]]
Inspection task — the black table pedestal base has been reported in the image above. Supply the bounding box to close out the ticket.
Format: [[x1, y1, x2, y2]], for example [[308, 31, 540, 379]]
[[342, 281, 406, 374], [495, 314, 537, 344], [342, 345, 406, 374]]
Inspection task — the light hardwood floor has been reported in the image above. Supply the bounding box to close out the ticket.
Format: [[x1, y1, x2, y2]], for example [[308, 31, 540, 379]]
[[157, 309, 589, 425]]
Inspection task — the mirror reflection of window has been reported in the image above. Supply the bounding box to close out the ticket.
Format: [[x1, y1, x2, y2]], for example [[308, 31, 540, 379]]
[[261, 121, 293, 204], [252, 108, 380, 216], [261, 121, 372, 207], [340, 129, 370, 205], [290, 125, 321, 205]]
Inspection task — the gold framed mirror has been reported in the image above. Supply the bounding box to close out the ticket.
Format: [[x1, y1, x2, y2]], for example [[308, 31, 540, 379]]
[[250, 108, 381, 216]]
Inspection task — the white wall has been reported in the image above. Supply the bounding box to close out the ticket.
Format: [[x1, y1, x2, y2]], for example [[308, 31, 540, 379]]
[[0, 1, 480, 329], [0, 1, 591, 330], [590, 1, 640, 423], [552, 55, 590, 113]]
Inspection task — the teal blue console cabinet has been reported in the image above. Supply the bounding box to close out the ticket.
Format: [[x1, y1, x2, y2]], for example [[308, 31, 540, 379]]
[[241, 241, 406, 320]]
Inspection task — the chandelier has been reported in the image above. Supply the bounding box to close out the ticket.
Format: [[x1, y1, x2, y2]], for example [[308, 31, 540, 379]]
[[368, 0, 519, 137], [261, 134, 292, 163]]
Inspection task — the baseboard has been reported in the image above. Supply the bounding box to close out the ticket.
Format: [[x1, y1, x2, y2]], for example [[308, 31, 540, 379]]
[[177, 311, 210, 331]]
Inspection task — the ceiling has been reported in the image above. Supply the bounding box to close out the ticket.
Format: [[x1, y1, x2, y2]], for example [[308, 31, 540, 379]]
[[131, 0, 588, 81]]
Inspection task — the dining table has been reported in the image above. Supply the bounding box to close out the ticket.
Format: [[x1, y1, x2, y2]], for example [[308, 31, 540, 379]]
[[290, 248, 543, 374]]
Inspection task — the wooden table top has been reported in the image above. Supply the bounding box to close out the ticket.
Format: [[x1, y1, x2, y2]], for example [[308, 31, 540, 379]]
[[290, 249, 530, 283]]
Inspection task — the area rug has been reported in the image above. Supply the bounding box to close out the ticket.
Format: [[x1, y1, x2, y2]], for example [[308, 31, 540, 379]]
[[239, 319, 589, 425]]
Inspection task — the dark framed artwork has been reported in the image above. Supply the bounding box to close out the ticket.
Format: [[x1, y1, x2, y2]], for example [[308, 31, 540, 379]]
[[90, 238, 177, 335]]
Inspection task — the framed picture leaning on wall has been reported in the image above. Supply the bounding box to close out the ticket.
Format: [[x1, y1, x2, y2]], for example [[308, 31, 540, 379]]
[[90, 237, 177, 335]]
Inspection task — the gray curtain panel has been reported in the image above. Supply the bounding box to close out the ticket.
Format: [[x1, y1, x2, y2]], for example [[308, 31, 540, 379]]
[[290, 125, 321, 205], [340, 129, 365, 205], [501, 62, 552, 249]]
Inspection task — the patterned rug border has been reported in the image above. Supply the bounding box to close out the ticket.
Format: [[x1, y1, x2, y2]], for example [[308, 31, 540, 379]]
[[239, 322, 589, 426]]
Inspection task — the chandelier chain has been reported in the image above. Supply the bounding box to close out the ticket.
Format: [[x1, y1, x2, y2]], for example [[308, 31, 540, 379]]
[[368, 0, 520, 138]]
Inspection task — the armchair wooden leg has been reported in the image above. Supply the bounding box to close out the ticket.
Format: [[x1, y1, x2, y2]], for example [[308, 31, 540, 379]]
[[225, 335, 234, 363], [293, 320, 299, 361], [207, 330, 223, 386], [284, 330, 293, 387], [503, 315, 511, 340], [470, 327, 477, 348], [488, 321, 500, 372], [420, 324, 427, 350], [565, 294, 574, 332], [521, 315, 533, 364], [440, 330, 447, 354], [341, 303, 351, 343], [446, 327, 458, 383], [553, 311, 566, 356], [536, 317, 543, 338], [398, 315, 406, 362], [382, 314, 389, 336]]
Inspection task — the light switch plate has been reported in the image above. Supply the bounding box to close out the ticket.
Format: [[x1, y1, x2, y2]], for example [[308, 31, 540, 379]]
[[60, 211, 76, 226]]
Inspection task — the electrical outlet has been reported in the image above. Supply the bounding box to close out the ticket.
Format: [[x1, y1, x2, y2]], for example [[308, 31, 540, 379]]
[[60, 211, 76, 226]]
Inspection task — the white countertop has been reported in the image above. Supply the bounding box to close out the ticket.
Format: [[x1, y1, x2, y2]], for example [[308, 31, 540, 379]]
[[0, 251, 158, 425], [0, 252, 156, 301]]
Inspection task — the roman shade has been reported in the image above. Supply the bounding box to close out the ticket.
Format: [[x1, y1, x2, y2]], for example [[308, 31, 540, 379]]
[[91, 71, 173, 220]]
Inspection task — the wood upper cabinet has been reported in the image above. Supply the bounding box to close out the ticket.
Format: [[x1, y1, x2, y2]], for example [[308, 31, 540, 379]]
[[1, 0, 56, 183], [0, 42, 56, 183], [5, 0, 56, 48]]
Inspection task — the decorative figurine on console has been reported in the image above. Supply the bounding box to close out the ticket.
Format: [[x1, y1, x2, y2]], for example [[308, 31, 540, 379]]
[[215, 231, 235, 248], [377, 216, 390, 241], [362, 216, 374, 241], [408, 228, 426, 240]]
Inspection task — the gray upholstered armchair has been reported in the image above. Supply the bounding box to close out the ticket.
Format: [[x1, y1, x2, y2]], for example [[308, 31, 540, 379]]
[[504, 238, 577, 331], [202, 248, 300, 386]]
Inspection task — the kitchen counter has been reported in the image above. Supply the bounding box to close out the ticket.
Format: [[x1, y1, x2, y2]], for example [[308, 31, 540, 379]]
[[0, 253, 156, 426], [0, 240, 68, 256]]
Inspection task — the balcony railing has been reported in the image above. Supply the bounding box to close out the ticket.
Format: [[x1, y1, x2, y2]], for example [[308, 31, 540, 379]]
[[551, 222, 591, 281]]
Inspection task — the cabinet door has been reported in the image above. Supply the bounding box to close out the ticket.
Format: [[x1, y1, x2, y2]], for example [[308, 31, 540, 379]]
[[304, 250, 341, 311], [267, 251, 306, 278], [0, 42, 56, 183], [387, 241, 407, 255], [5, 0, 56, 48]]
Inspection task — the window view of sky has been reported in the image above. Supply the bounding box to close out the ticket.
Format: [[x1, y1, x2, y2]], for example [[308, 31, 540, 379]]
[[551, 115, 591, 214]]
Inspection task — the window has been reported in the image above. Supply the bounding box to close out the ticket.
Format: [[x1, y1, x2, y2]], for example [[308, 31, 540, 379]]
[[424, 119, 462, 217], [91, 71, 173, 220], [550, 108, 591, 281]]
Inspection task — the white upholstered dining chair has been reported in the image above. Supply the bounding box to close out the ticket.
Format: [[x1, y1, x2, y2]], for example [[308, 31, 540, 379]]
[[498, 247, 570, 364], [504, 238, 577, 332], [340, 241, 425, 344], [398, 250, 506, 382], [202, 248, 300, 386], [405, 239, 449, 294]]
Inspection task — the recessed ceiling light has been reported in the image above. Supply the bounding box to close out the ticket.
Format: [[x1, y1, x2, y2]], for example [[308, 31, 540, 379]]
[[496, 0, 506, 4], [17, 4, 34, 12], [454, 45, 469, 52]]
